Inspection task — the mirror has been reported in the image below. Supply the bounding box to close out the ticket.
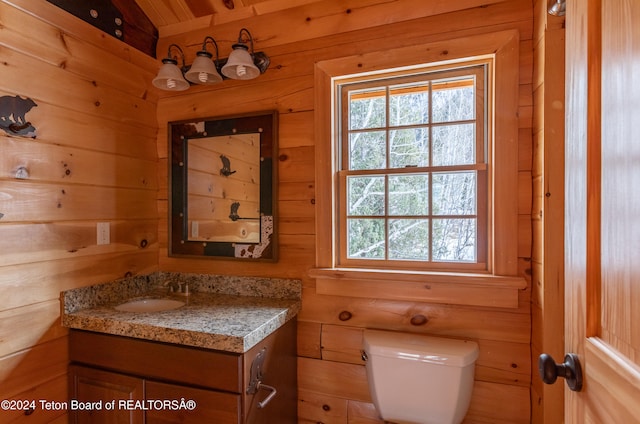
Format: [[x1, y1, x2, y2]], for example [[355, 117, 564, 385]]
[[169, 112, 277, 260]]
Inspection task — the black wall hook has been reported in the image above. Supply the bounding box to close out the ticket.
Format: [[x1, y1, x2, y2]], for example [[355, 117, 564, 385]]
[[229, 202, 240, 221], [220, 154, 236, 176]]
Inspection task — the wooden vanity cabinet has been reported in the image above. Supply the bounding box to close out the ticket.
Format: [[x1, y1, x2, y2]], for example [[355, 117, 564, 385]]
[[68, 319, 296, 424]]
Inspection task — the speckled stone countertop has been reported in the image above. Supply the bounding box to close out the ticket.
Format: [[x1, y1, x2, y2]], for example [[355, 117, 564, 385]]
[[61, 272, 301, 353]]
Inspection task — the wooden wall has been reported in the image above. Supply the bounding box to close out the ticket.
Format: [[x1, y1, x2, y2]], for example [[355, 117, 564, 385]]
[[0, 0, 159, 422], [530, 0, 566, 422], [156, 1, 534, 423], [0, 1, 539, 423]]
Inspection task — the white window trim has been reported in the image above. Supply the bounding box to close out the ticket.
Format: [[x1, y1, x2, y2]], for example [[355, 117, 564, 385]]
[[311, 30, 526, 308]]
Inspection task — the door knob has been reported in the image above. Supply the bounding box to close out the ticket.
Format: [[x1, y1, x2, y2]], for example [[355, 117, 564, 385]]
[[538, 353, 583, 392]]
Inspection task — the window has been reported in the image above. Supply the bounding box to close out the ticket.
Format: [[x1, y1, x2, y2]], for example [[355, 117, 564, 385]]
[[311, 31, 526, 308], [338, 66, 488, 272]]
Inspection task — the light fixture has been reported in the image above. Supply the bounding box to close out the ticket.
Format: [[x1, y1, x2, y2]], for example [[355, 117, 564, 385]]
[[222, 28, 261, 80], [184, 36, 223, 85], [152, 44, 190, 91], [548, 0, 566, 16], [152, 29, 270, 91]]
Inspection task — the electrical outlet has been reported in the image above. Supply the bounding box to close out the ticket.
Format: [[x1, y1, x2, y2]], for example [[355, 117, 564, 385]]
[[97, 222, 110, 245]]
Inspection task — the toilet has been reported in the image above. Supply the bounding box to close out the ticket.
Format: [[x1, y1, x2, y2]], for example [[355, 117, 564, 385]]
[[362, 329, 479, 424]]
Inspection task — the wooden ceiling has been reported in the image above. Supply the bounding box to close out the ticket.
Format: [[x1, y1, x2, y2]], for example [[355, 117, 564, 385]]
[[133, 0, 319, 34], [45, 0, 324, 57]]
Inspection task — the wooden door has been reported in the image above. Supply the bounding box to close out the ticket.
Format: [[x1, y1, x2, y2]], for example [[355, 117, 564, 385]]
[[145, 381, 241, 424], [69, 365, 144, 424], [565, 0, 640, 422]]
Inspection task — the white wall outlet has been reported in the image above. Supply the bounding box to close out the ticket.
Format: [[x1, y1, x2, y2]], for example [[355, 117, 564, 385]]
[[97, 222, 110, 245], [191, 221, 199, 238]]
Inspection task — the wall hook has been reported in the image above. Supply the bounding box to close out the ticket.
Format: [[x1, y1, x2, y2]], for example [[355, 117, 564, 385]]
[[220, 154, 236, 176], [229, 202, 240, 221]]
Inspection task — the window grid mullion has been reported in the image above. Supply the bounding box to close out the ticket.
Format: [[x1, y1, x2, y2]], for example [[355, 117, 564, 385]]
[[428, 80, 434, 263], [384, 86, 390, 261]]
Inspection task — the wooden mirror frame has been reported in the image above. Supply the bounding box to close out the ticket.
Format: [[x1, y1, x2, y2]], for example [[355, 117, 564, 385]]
[[168, 111, 278, 261]]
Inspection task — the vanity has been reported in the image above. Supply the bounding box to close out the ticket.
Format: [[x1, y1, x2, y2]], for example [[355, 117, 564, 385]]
[[61, 272, 301, 424]]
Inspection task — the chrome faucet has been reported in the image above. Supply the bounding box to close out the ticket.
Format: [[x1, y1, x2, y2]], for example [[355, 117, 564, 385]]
[[165, 281, 189, 296]]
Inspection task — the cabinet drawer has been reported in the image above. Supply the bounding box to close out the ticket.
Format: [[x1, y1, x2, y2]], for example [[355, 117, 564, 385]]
[[69, 330, 242, 393], [146, 381, 241, 424]]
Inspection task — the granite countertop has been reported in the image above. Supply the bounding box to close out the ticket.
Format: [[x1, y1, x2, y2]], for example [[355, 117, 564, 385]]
[[61, 272, 302, 353]]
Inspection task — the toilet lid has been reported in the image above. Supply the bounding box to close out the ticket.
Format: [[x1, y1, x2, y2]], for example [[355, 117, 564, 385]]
[[363, 329, 479, 367]]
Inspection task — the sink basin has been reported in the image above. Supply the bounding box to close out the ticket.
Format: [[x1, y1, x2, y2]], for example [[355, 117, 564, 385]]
[[114, 298, 185, 313]]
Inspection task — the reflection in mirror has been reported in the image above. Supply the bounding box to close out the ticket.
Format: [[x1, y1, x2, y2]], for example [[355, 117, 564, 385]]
[[187, 134, 261, 243], [169, 112, 277, 261]]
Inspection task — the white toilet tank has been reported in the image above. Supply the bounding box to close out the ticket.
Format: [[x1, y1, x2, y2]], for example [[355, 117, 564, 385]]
[[363, 329, 479, 424]]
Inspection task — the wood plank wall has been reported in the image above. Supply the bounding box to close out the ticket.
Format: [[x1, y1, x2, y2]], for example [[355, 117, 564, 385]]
[[530, 0, 566, 422], [156, 1, 534, 423], [0, 0, 159, 422], [0, 1, 538, 423]]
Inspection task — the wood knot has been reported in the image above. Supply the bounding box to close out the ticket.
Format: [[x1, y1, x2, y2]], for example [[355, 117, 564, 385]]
[[338, 310, 352, 321], [322, 404, 331, 411], [278, 154, 288, 161], [15, 166, 29, 179], [410, 314, 428, 326]]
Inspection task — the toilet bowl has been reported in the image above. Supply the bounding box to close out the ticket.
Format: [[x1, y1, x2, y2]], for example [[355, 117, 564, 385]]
[[362, 329, 479, 424]]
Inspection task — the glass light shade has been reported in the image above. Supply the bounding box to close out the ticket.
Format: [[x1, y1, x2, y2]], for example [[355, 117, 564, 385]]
[[221, 45, 260, 80], [548, 0, 565, 16], [152, 60, 189, 91], [185, 52, 223, 85]]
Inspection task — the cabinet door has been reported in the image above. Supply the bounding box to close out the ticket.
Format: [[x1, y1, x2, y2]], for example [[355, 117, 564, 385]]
[[145, 381, 241, 424], [243, 319, 297, 424], [69, 365, 144, 424]]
